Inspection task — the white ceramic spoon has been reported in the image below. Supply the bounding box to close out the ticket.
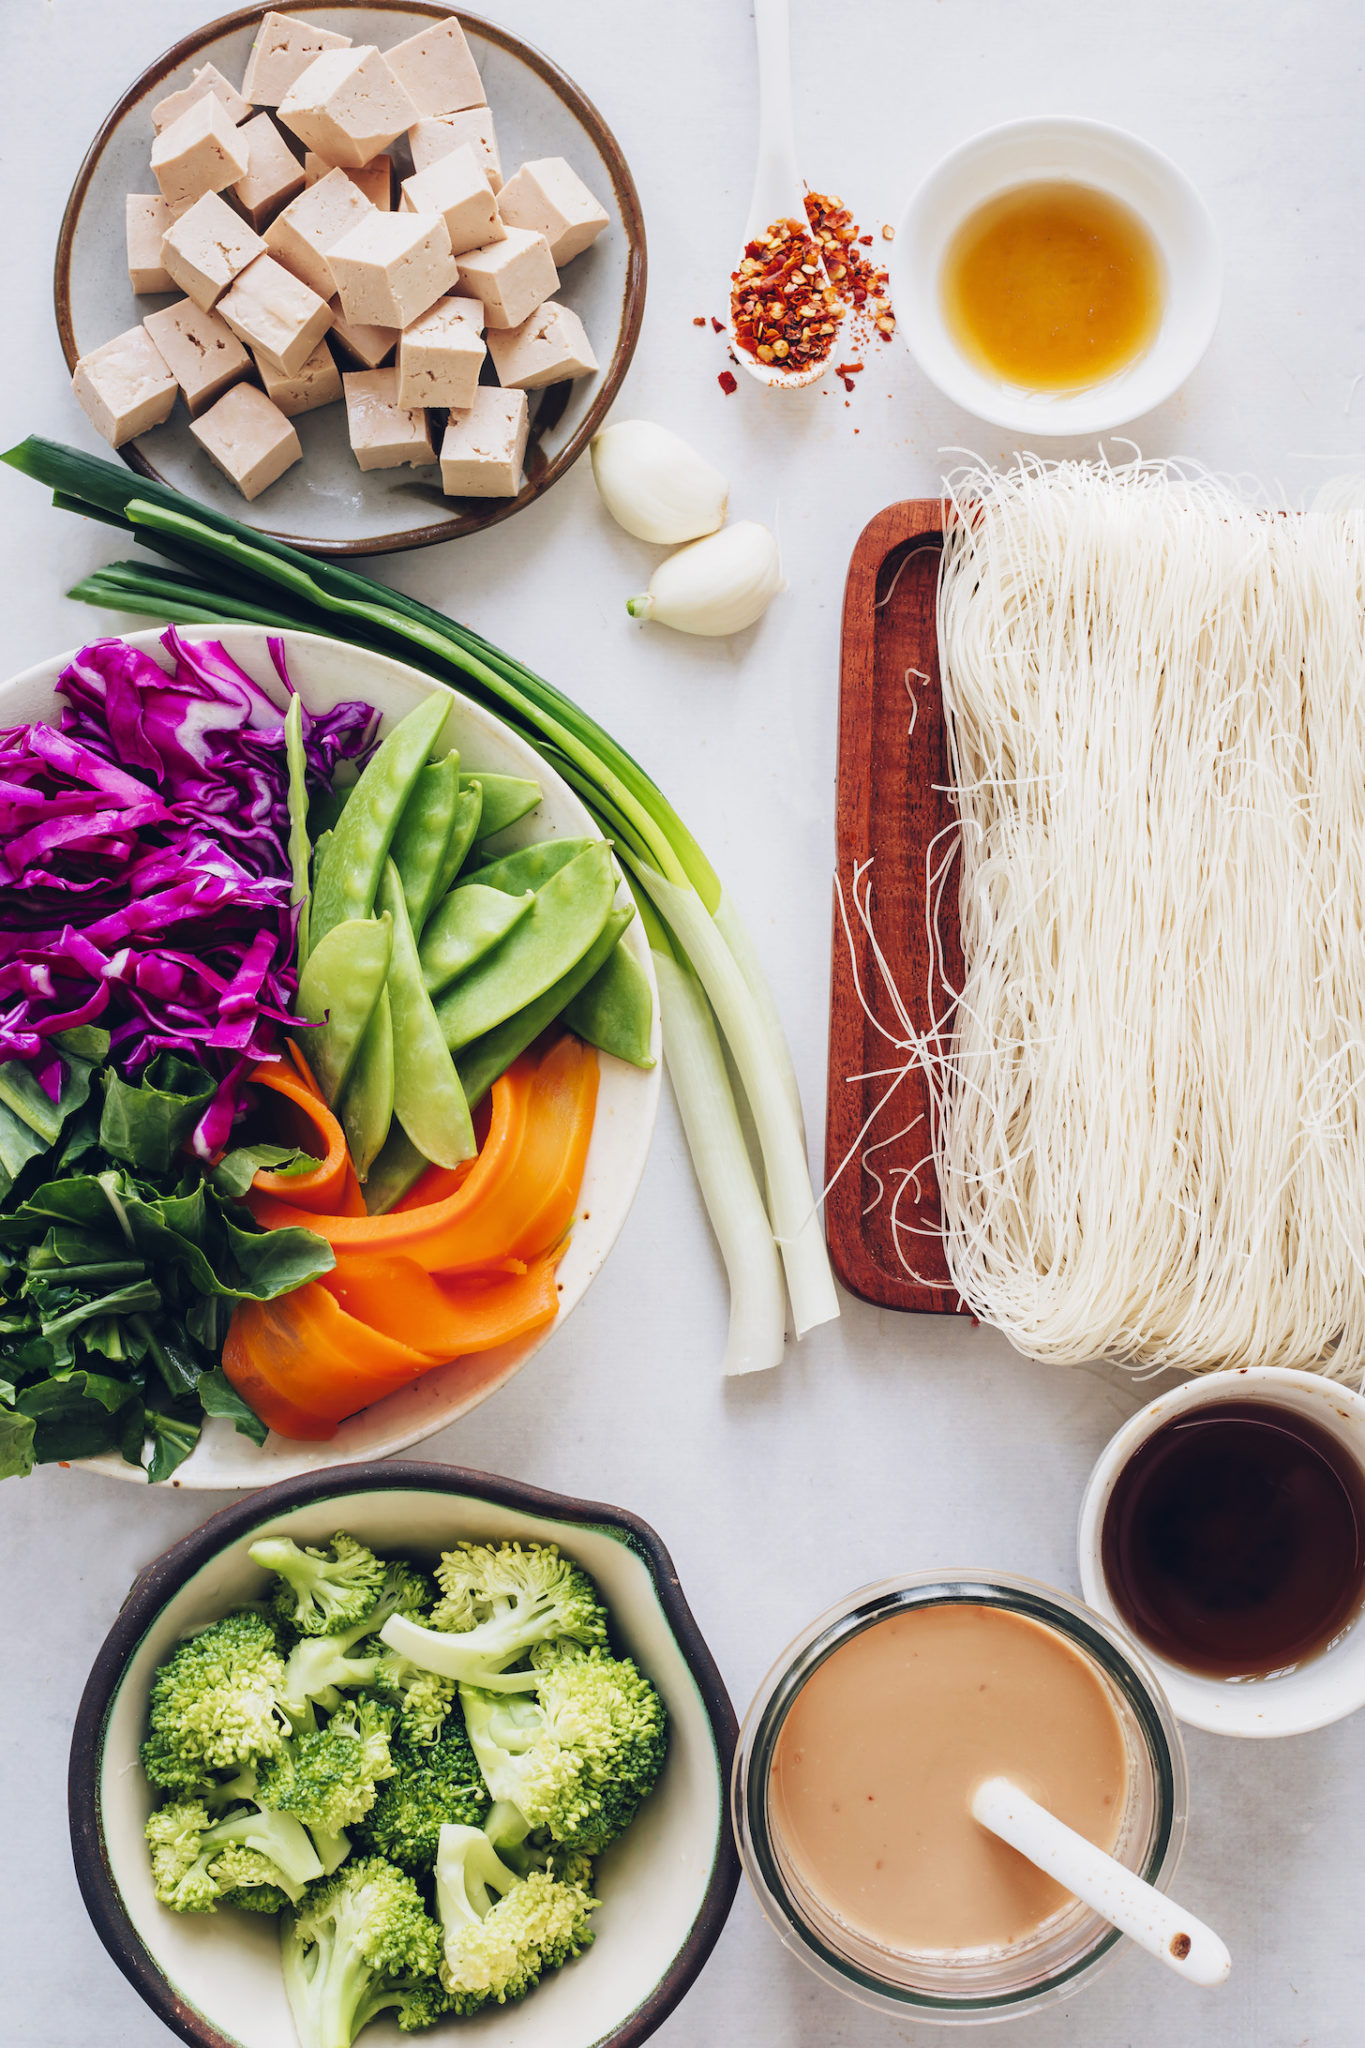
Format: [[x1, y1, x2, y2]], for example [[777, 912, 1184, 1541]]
[[730, 0, 841, 388], [971, 1777, 1231, 1990]]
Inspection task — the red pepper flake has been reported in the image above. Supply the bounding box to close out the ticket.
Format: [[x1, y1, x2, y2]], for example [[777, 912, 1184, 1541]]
[[859, 234, 873, 246], [718, 369, 738, 395], [711, 316, 724, 333], [693, 315, 706, 326]]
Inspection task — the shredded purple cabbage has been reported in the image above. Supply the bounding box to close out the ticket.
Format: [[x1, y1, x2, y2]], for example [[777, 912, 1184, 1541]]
[[0, 629, 376, 1148]]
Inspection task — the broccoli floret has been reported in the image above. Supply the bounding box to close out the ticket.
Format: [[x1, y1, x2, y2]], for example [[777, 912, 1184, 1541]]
[[142, 1611, 289, 1792], [280, 1562, 438, 1725], [250, 1534, 389, 1637], [258, 1695, 395, 1835], [281, 1857, 442, 2048], [459, 1646, 667, 1852], [145, 1797, 324, 1913], [352, 1711, 491, 1872], [433, 1823, 596, 2007], [379, 1543, 608, 1693]]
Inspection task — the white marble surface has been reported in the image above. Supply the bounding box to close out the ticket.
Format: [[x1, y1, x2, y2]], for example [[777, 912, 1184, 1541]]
[[2, 2, 1363, 2043]]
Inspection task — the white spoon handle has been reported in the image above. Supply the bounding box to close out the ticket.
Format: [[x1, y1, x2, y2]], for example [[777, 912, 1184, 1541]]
[[747, 0, 803, 236], [971, 1777, 1231, 1990]]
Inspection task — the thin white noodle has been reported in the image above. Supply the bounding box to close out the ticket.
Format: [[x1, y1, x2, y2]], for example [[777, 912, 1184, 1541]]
[[906, 454, 1365, 1381]]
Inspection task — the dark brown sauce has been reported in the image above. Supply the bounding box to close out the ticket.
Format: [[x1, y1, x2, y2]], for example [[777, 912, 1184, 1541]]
[[1101, 1400, 1365, 1678]]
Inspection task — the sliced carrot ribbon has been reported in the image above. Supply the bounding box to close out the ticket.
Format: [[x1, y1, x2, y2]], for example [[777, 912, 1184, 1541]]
[[229, 1034, 599, 1441], [247, 1058, 365, 1216]]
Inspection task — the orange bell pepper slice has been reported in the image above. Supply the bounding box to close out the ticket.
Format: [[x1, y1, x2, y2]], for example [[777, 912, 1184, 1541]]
[[317, 1251, 560, 1357], [246, 1058, 365, 1216], [223, 1280, 435, 1430]]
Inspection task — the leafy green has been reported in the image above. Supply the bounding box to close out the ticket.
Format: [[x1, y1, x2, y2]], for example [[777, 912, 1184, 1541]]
[[0, 1049, 331, 1481]]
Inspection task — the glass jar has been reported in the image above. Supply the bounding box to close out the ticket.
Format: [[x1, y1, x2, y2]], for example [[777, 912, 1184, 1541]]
[[732, 1570, 1188, 2025]]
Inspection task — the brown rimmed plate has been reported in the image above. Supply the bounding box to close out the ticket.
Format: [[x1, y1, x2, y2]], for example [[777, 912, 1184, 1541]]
[[69, 1461, 739, 2048], [54, 3, 647, 557]]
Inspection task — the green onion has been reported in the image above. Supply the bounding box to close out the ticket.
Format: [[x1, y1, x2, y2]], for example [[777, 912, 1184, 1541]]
[[3, 436, 839, 1361]]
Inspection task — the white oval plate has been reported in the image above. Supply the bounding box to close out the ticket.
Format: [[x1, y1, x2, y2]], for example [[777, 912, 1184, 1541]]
[[1, 625, 660, 1487]]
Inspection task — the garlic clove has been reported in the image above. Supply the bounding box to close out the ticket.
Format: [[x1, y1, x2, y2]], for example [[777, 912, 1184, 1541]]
[[590, 420, 729, 545], [625, 521, 784, 637]]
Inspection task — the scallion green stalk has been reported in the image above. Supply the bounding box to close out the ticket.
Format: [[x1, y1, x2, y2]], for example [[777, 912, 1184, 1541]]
[[3, 436, 839, 1360]]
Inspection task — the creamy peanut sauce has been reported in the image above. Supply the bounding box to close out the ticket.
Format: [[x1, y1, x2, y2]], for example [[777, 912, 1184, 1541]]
[[769, 1603, 1127, 1953]]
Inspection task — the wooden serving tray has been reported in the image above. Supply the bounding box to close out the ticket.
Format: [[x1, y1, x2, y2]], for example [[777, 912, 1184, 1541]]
[[824, 499, 964, 1314]]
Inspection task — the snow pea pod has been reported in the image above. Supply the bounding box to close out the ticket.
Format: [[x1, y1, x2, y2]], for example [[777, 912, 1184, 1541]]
[[390, 752, 460, 933], [562, 940, 656, 1068], [456, 904, 634, 1107], [460, 771, 539, 841], [460, 836, 594, 899], [433, 842, 617, 1053], [419, 884, 535, 996], [377, 861, 475, 1168], [434, 782, 483, 900], [361, 1125, 430, 1217], [311, 692, 451, 946], [293, 915, 392, 1104], [339, 984, 394, 1180]]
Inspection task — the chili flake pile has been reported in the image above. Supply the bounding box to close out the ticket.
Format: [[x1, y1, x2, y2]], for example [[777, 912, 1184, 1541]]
[[729, 215, 843, 374], [722, 189, 895, 393]]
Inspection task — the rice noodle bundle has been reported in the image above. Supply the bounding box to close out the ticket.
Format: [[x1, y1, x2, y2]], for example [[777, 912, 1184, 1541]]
[[931, 456, 1365, 1380]]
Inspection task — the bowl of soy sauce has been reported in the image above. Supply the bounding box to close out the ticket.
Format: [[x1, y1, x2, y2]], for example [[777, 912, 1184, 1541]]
[[1077, 1369, 1365, 1736]]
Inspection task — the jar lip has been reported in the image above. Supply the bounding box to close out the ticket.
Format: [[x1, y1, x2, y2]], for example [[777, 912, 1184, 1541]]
[[732, 1570, 1189, 2020]]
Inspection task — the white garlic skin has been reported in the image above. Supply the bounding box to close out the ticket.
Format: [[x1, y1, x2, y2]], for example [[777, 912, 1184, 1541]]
[[626, 521, 784, 637], [590, 420, 729, 544]]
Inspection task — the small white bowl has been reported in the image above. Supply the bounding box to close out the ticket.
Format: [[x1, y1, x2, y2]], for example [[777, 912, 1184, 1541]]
[[1078, 1368, 1365, 1738], [890, 116, 1221, 437]]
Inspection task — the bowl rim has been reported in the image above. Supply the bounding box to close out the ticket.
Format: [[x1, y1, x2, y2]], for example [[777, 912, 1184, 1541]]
[[891, 112, 1222, 438], [53, 0, 648, 559], [68, 1458, 740, 2048]]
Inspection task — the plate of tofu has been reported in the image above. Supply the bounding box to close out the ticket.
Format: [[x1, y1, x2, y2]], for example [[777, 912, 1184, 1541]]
[[55, 4, 646, 555]]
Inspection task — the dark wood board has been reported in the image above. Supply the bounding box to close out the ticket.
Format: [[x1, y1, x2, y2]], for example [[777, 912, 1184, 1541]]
[[824, 499, 965, 1315]]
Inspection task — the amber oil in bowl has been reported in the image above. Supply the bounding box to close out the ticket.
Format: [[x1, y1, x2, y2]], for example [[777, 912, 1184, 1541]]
[[941, 180, 1164, 392]]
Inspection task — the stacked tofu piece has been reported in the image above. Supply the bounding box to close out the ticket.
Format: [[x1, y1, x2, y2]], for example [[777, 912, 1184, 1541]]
[[74, 10, 609, 503]]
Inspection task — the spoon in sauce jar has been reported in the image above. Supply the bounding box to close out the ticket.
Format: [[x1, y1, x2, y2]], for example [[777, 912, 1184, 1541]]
[[728, 0, 844, 387], [972, 1776, 1231, 1988]]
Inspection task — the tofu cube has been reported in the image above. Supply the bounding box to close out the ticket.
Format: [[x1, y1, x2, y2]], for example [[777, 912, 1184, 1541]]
[[305, 152, 392, 208], [486, 302, 598, 391], [190, 382, 302, 499], [143, 298, 252, 416], [265, 167, 375, 300], [400, 145, 501, 258], [160, 191, 266, 311], [409, 109, 503, 190], [232, 113, 306, 231], [496, 158, 609, 266], [343, 368, 435, 471], [150, 94, 250, 211], [439, 387, 528, 497], [277, 46, 417, 170], [328, 211, 456, 329], [127, 195, 176, 295], [71, 326, 177, 447], [381, 18, 484, 117], [456, 227, 558, 329], [254, 337, 343, 416], [327, 296, 399, 370], [398, 298, 487, 410], [152, 63, 252, 134], [217, 254, 331, 375], [241, 12, 352, 107]]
